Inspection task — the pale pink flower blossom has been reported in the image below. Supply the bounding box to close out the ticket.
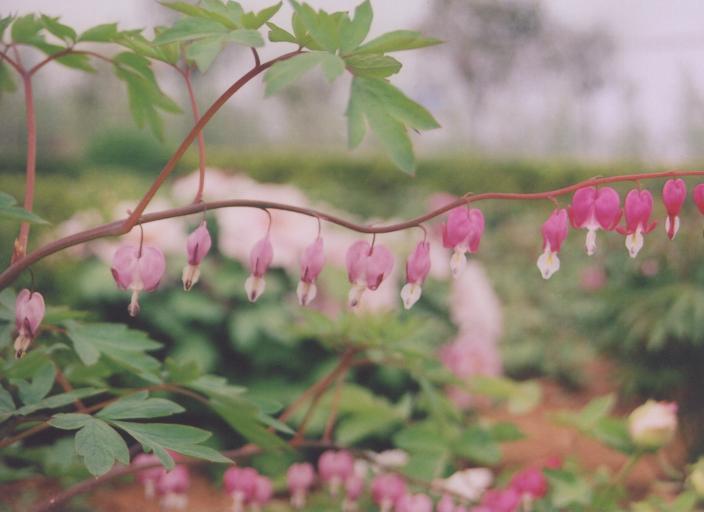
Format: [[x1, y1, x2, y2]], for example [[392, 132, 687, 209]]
[[111, 243, 166, 316], [14, 289, 45, 358]]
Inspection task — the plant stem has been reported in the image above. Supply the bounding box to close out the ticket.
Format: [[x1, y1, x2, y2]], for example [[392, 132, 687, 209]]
[[180, 66, 207, 203]]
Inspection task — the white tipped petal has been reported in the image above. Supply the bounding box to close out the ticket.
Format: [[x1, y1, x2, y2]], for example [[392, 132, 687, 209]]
[[181, 264, 201, 291], [14, 334, 31, 359], [296, 281, 317, 306], [128, 289, 141, 317], [585, 228, 597, 256], [400, 282, 422, 310], [537, 249, 560, 280], [626, 230, 644, 258], [245, 275, 266, 302], [450, 249, 467, 279], [665, 216, 680, 240], [348, 283, 366, 308]]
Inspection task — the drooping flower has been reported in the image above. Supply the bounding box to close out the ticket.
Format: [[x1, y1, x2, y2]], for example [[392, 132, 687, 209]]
[[568, 186, 621, 255], [442, 207, 485, 278], [297, 237, 325, 306], [251, 475, 272, 511], [617, 189, 656, 258], [662, 179, 687, 240], [182, 221, 212, 290], [287, 462, 315, 509], [156, 465, 190, 511], [536, 209, 569, 280], [510, 467, 548, 500], [371, 474, 407, 512], [224, 466, 259, 512], [244, 236, 273, 302], [343, 473, 365, 512], [345, 241, 394, 307], [319, 450, 355, 496], [628, 400, 678, 450], [693, 183, 704, 214], [14, 288, 45, 358], [400, 240, 431, 310], [395, 493, 433, 512], [111, 243, 166, 317], [133, 453, 165, 498]]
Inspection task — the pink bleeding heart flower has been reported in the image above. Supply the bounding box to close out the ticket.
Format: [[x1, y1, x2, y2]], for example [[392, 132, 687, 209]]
[[442, 207, 485, 278], [14, 288, 45, 359], [297, 237, 325, 306], [287, 462, 315, 509], [251, 475, 273, 509], [244, 236, 273, 302], [693, 183, 704, 214], [510, 467, 548, 500], [568, 186, 621, 255], [395, 493, 433, 512], [182, 221, 212, 291], [662, 179, 687, 240], [133, 453, 165, 499], [224, 467, 260, 512], [436, 495, 455, 512], [343, 473, 365, 511], [616, 189, 656, 258], [111, 243, 166, 317], [536, 209, 569, 280], [319, 450, 355, 496], [371, 474, 407, 512], [345, 241, 394, 308], [401, 240, 431, 310], [156, 465, 190, 511], [479, 488, 521, 512]]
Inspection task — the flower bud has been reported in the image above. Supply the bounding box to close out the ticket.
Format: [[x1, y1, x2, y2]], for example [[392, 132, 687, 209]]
[[319, 450, 355, 496], [245, 236, 273, 302], [662, 179, 687, 240], [287, 462, 315, 509], [442, 207, 484, 278], [401, 241, 431, 310], [182, 221, 212, 291], [111, 244, 166, 317], [343, 474, 365, 512], [224, 467, 259, 512], [156, 465, 190, 511], [628, 400, 678, 450], [617, 189, 656, 258], [133, 453, 165, 498], [537, 209, 568, 279], [14, 289, 45, 358], [251, 475, 272, 510], [371, 474, 406, 512], [298, 237, 325, 306], [345, 241, 394, 307]]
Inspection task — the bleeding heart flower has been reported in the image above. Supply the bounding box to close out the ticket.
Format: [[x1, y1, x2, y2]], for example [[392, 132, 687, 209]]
[[133, 453, 165, 499], [244, 236, 273, 302], [182, 221, 212, 291], [343, 474, 365, 511], [345, 241, 394, 307], [400, 240, 431, 310], [111, 243, 166, 317], [14, 288, 45, 359], [693, 183, 704, 214], [156, 465, 190, 511], [252, 475, 272, 509], [662, 179, 687, 240], [297, 237, 325, 306], [510, 467, 548, 499], [568, 186, 621, 255], [442, 207, 485, 278], [616, 189, 656, 258], [395, 493, 433, 512], [371, 474, 407, 512], [536, 209, 569, 280], [319, 450, 355, 496], [287, 463, 315, 509], [224, 467, 259, 512]]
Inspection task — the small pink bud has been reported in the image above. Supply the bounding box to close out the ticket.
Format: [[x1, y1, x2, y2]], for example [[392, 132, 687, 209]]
[[401, 241, 431, 310], [662, 179, 687, 240], [287, 462, 315, 509], [156, 465, 190, 510], [319, 450, 355, 495], [297, 237, 325, 306], [510, 467, 548, 499], [224, 467, 259, 511], [14, 288, 45, 358], [536, 209, 568, 280], [628, 400, 678, 450], [371, 474, 407, 512], [345, 241, 394, 307], [693, 183, 704, 214], [569, 187, 621, 255], [182, 221, 212, 291], [617, 189, 656, 258], [133, 453, 165, 499], [395, 493, 433, 512], [442, 207, 484, 278], [245, 236, 273, 302], [111, 244, 166, 317]]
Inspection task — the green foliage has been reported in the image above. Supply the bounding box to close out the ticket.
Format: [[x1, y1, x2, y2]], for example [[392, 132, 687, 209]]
[[0, 191, 49, 224], [264, 51, 344, 95]]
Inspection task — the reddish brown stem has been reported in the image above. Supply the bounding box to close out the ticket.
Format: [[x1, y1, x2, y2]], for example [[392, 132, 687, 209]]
[[181, 66, 207, 203], [13, 72, 36, 263], [322, 371, 345, 443]]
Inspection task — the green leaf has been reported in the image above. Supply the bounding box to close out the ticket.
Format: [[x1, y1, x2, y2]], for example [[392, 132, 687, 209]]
[[55, 53, 95, 72], [345, 53, 401, 78], [340, 0, 372, 53], [111, 420, 231, 469], [345, 84, 366, 149], [78, 23, 118, 43], [354, 30, 442, 54], [0, 192, 49, 224], [224, 29, 265, 48], [40, 15, 76, 43], [11, 15, 43, 44], [241, 2, 282, 30], [264, 51, 328, 95], [0, 61, 16, 96], [49, 412, 91, 430], [0, 387, 16, 423], [153, 17, 228, 45], [290, 1, 338, 51], [161, 1, 237, 27], [75, 418, 130, 476], [320, 53, 345, 81], [592, 417, 636, 454], [97, 391, 184, 420], [0, 16, 14, 40], [354, 77, 439, 130], [365, 104, 414, 173], [266, 22, 297, 44], [186, 35, 225, 72], [490, 422, 525, 442], [14, 388, 104, 416], [455, 426, 502, 466], [210, 397, 290, 451], [15, 360, 55, 405]]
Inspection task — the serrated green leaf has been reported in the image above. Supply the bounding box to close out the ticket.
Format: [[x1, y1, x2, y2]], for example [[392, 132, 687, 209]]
[[78, 23, 118, 43], [224, 29, 264, 48], [40, 15, 76, 43], [354, 30, 442, 54], [75, 418, 130, 476], [160, 1, 233, 27], [55, 53, 95, 72], [49, 412, 91, 430], [290, 1, 338, 51], [340, 0, 372, 53], [0, 205, 49, 224], [97, 391, 184, 420], [14, 388, 104, 416], [15, 360, 55, 405], [355, 77, 439, 130], [264, 51, 327, 95], [153, 17, 228, 45], [365, 105, 414, 174], [345, 86, 366, 149], [345, 53, 401, 78], [266, 22, 297, 44], [241, 2, 282, 30], [0, 387, 16, 423], [11, 15, 43, 44], [186, 35, 224, 72], [210, 397, 290, 451]]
